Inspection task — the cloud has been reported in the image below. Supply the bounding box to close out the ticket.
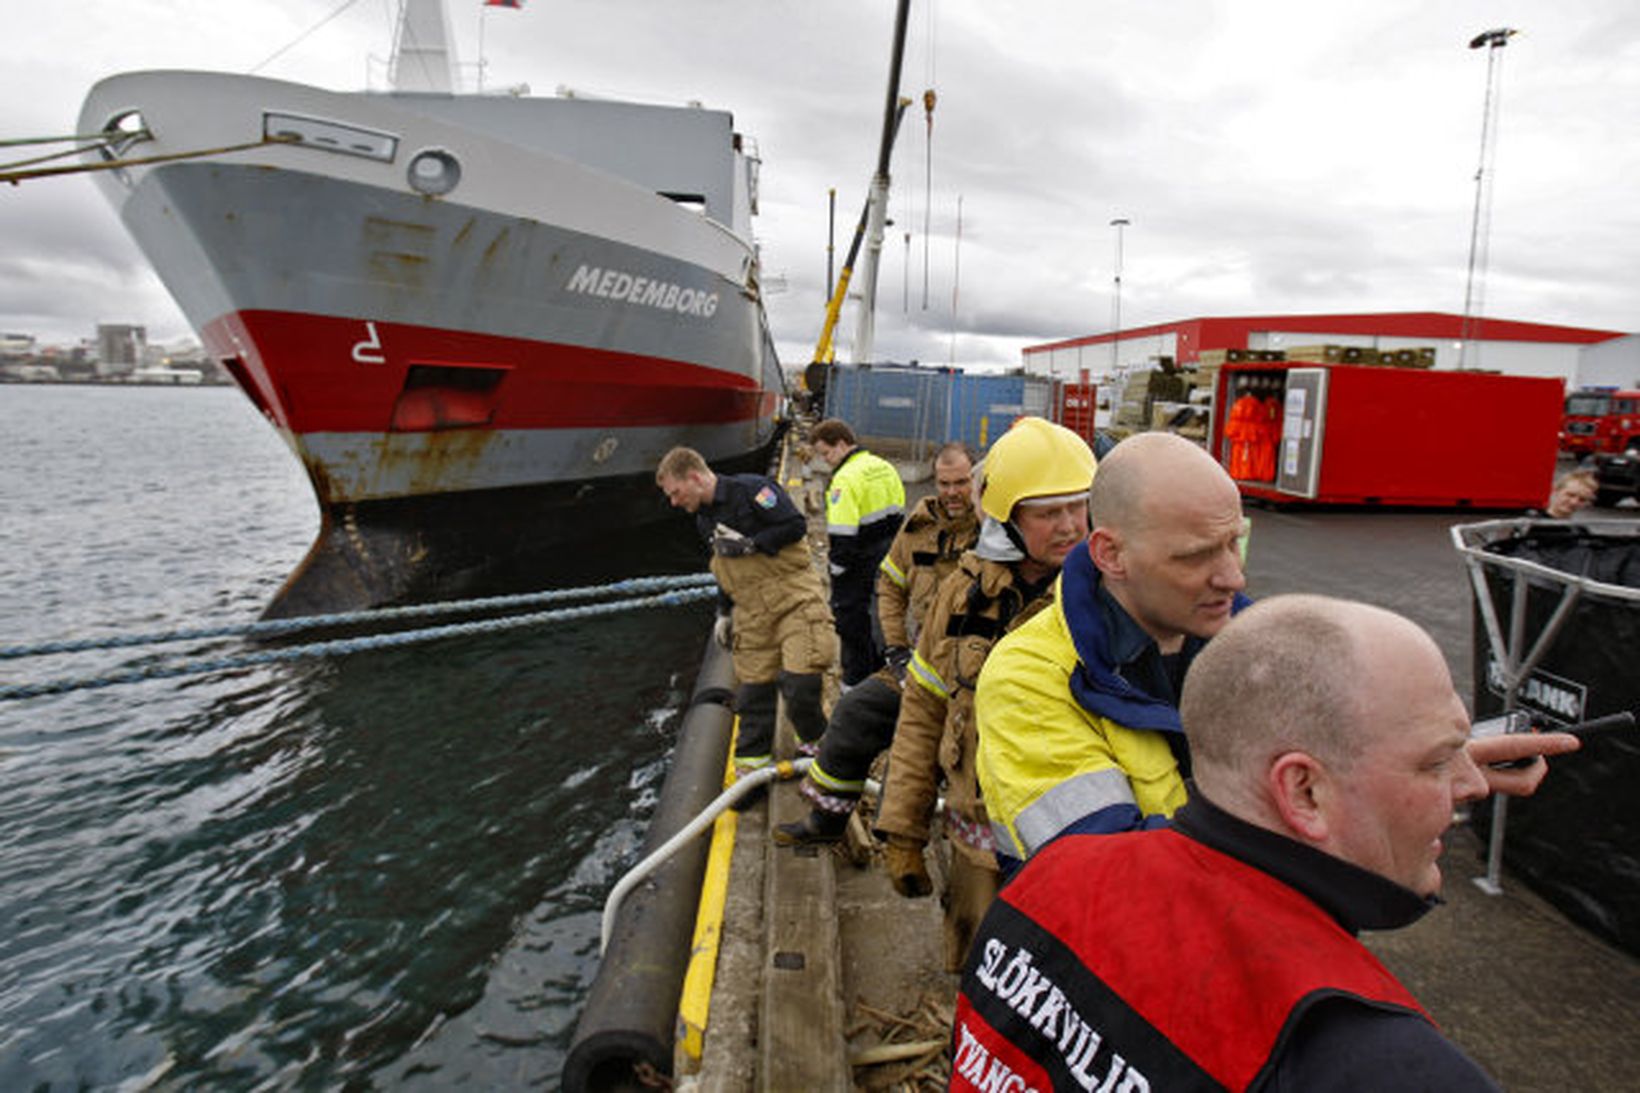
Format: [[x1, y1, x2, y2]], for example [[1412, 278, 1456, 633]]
[[2, 0, 1633, 365]]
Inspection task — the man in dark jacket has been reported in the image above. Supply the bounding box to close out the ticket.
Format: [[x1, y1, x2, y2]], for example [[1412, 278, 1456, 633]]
[[954, 595, 1578, 1091], [656, 447, 836, 775]]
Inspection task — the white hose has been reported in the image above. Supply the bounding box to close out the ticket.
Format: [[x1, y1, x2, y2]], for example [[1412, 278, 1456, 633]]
[[599, 758, 813, 954]]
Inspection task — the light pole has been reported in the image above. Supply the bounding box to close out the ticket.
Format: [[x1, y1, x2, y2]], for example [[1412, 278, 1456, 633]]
[[1459, 27, 1517, 371], [1110, 217, 1130, 373]]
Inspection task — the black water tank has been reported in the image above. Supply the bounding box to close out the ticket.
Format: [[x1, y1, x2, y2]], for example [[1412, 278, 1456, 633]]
[[1469, 523, 1640, 956]]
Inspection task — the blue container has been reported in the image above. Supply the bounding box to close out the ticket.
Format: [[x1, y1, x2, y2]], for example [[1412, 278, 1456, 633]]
[[822, 366, 1059, 455], [947, 373, 1052, 451], [822, 365, 953, 458]]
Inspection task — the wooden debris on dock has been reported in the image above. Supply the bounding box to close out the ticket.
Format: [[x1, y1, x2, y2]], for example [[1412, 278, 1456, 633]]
[[846, 991, 955, 1090]]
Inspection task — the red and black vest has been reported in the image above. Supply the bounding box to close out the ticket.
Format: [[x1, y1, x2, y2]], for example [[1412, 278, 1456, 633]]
[[952, 828, 1429, 1092]]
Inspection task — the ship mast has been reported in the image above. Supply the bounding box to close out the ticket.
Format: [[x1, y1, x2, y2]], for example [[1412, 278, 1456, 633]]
[[389, 0, 458, 93]]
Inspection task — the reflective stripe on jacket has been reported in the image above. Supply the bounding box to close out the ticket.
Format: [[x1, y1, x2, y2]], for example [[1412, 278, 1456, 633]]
[[974, 571, 1188, 861], [825, 448, 906, 568]]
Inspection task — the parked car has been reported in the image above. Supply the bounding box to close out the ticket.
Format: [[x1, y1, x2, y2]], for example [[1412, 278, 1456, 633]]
[[1593, 447, 1640, 507]]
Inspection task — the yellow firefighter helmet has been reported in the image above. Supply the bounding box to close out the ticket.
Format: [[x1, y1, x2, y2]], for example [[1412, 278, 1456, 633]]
[[978, 416, 1099, 523]]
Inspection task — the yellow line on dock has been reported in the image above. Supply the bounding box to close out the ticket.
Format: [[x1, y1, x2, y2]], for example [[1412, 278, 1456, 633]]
[[675, 718, 741, 1062], [680, 427, 806, 1061]]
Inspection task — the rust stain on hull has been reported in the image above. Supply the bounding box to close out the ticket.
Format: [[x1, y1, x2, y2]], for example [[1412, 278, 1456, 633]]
[[482, 226, 511, 267], [363, 214, 435, 288], [296, 427, 506, 504], [367, 429, 504, 498]]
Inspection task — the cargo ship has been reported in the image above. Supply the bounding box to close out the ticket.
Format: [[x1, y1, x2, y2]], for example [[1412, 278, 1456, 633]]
[[76, 0, 784, 617]]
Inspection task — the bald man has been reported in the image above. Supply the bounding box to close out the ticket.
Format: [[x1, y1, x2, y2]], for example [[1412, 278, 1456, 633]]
[[976, 432, 1565, 871], [953, 595, 1578, 1092], [976, 433, 1252, 868]]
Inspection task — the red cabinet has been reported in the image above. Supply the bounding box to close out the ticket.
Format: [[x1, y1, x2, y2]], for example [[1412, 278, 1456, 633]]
[[1213, 363, 1562, 508]]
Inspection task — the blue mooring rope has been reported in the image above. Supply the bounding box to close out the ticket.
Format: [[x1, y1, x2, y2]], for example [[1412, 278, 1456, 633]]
[[0, 577, 718, 702], [0, 574, 717, 660]]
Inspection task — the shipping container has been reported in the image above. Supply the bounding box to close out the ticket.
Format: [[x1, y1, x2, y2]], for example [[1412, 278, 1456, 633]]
[[821, 365, 1057, 457], [821, 365, 951, 459], [1213, 362, 1562, 508], [945, 372, 1056, 451], [1057, 375, 1100, 441]]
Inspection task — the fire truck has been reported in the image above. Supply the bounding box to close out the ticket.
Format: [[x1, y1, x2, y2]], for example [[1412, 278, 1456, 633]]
[[1560, 387, 1640, 458]]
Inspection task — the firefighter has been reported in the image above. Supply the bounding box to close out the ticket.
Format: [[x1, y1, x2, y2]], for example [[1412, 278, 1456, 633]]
[[810, 418, 907, 686], [776, 442, 980, 846], [878, 442, 980, 660], [874, 417, 1098, 972], [655, 447, 837, 779]]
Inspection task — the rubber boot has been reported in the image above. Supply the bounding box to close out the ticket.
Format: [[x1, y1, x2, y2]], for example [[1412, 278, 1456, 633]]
[[778, 670, 827, 751], [732, 681, 778, 812], [773, 808, 849, 847]]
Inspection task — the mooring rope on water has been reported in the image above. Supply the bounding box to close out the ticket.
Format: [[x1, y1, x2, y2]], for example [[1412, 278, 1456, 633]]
[[0, 574, 717, 661], [0, 580, 718, 702]]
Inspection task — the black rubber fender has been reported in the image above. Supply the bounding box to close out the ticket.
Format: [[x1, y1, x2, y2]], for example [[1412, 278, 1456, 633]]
[[563, 636, 737, 1092]]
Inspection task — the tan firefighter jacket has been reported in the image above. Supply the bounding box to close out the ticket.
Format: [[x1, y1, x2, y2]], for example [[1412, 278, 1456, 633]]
[[875, 550, 1054, 864], [876, 495, 979, 650]]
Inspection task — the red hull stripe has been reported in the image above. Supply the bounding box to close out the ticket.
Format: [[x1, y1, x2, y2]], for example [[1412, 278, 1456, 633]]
[[202, 310, 771, 434]]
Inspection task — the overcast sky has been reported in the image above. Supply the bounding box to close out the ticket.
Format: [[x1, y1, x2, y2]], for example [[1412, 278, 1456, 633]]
[[2, 0, 1635, 370]]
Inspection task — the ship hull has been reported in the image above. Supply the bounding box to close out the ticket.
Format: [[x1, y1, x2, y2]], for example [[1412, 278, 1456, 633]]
[[78, 71, 783, 615], [266, 439, 777, 620]]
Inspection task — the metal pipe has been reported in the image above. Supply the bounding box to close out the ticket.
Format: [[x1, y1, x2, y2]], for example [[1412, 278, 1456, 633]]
[[826, 187, 836, 299], [1110, 217, 1130, 372], [597, 755, 812, 955]]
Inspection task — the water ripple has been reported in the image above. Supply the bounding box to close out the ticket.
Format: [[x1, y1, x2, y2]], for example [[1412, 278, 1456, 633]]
[[0, 387, 710, 1087]]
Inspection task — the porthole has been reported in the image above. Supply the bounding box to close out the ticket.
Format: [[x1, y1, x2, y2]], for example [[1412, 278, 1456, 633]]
[[407, 149, 460, 196]]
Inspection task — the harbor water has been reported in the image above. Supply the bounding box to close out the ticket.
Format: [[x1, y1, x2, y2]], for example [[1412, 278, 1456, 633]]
[[0, 384, 713, 1088]]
